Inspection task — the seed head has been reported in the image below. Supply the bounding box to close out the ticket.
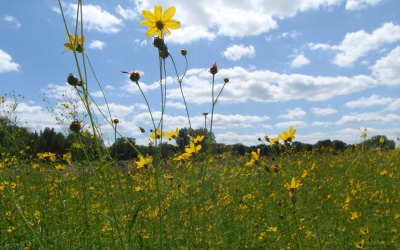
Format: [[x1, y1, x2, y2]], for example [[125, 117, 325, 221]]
[[209, 62, 218, 75]]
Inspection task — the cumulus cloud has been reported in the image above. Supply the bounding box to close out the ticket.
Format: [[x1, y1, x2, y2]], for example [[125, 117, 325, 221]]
[[116, 5, 137, 20], [134, 0, 343, 43], [311, 107, 337, 116], [345, 94, 393, 108], [279, 107, 306, 120], [336, 112, 400, 125], [89, 40, 106, 50], [290, 54, 310, 68], [371, 46, 400, 85], [0, 49, 20, 73], [345, 0, 383, 10], [3, 15, 21, 29], [222, 44, 255, 61], [166, 66, 378, 104], [64, 4, 122, 33], [310, 22, 400, 67]]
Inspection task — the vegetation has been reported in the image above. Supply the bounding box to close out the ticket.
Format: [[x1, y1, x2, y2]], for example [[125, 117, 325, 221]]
[[0, 2, 399, 249]]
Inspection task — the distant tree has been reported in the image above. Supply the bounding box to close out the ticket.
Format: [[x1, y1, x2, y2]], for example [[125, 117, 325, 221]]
[[175, 127, 216, 152], [314, 139, 332, 150], [331, 140, 347, 151], [109, 137, 138, 160], [361, 135, 395, 150], [231, 143, 247, 155]]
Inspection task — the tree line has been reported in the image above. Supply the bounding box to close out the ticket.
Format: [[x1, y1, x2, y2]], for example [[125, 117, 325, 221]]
[[0, 117, 396, 163]]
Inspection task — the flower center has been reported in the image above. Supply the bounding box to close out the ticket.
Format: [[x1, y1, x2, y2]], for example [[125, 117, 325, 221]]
[[156, 21, 164, 30]]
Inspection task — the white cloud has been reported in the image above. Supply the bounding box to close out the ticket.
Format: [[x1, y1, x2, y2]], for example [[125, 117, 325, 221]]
[[65, 4, 122, 33], [311, 107, 337, 116], [165, 26, 215, 44], [345, 94, 393, 108], [3, 15, 21, 29], [275, 121, 308, 129], [222, 44, 255, 61], [166, 66, 378, 104], [280, 30, 301, 39], [345, 0, 383, 10], [310, 22, 400, 67], [290, 54, 310, 68], [279, 107, 306, 120], [336, 112, 400, 125], [371, 46, 400, 85], [116, 5, 137, 20], [308, 42, 331, 50], [312, 121, 333, 127], [134, 0, 343, 43], [386, 99, 400, 111], [0, 49, 20, 73], [89, 40, 106, 50]]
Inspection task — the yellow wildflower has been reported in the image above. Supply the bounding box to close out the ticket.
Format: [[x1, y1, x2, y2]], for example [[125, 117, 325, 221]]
[[165, 128, 179, 140], [140, 5, 180, 38], [245, 148, 260, 166], [135, 155, 153, 169], [284, 177, 302, 193], [63, 33, 84, 53], [278, 126, 296, 142]]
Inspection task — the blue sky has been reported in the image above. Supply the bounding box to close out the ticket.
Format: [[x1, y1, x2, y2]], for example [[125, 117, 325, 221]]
[[1, 0, 399, 146]]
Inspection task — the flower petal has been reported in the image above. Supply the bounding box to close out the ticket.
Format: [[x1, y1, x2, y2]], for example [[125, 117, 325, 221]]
[[142, 10, 156, 22], [154, 5, 162, 19], [164, 19, 181, 29], [146, 27, 159, 37], [161, 6, 176, 21]]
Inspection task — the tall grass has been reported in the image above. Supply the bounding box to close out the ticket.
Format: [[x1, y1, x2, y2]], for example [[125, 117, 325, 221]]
[[0, 1, 399, 249]]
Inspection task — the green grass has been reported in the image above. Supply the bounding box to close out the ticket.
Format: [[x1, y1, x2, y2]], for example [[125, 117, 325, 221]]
[[1, 148, 399, 249]]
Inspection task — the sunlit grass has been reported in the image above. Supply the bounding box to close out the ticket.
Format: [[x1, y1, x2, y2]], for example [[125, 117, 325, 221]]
[[1, 147, 399, 249]]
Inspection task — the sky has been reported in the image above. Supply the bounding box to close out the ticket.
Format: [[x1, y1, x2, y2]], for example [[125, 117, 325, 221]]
[[0, 0, 399, 147]]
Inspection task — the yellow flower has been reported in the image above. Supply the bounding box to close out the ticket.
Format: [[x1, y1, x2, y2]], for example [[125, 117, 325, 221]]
[[379, 137, 385, 144], [245, 148, 260, 166], [278, 126, 296, 142], [135, 186, 143, 192], [355, 239, 365, 249], [165, 128, 179, 140], [140, 5, 180, 38], [135, 155, 153, 169], [183, 142, 202, 158], [191, 135, 205, 143], [266, 227, 277, 232], [63, 33, 84, 53], [150, 128, 164, 140], [284, 177, 302, 193], [360, 227, 369, 234], [270, 137, 279, 144]]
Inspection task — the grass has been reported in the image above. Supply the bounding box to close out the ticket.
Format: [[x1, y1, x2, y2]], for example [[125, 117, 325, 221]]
[[1, 147, 399, 249]]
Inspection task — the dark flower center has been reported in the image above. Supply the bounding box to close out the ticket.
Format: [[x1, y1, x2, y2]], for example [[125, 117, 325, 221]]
[[156, 21, 164, 30]]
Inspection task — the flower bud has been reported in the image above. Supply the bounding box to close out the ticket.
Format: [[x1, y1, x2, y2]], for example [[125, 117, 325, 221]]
[[69, 120, 81, 133], [223, 78, 229, 83], [67, 73, 82, 87], [113, 119, 119, 124], [153, 37, 166, 49], [181, 49, 187, 56], [129, 71, 140, 84], [139, 126, 145, 133], [209, 62, 218, 75]]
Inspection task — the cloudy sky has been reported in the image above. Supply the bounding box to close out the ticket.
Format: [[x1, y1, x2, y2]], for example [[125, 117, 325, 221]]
[[1, 0, 399, 146]]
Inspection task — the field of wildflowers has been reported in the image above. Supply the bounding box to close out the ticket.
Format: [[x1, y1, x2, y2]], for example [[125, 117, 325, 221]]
[[1, 1, 399, 249]]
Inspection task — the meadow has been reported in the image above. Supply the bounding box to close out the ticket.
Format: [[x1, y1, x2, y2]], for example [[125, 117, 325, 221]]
[[1, 144, 399, 249], [1, 1, 400, 249]]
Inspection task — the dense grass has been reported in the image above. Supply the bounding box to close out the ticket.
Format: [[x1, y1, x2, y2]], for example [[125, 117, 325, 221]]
[[1, 147, 399, 249]]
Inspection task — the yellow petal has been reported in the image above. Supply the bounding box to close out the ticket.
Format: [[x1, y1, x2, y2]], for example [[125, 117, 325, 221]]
[[142, 10, 156, 22], [79, 34, 84, 44], [161, 6, 176, 21], [154, 5, 162, 19], [165, 19, 181, 29]]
